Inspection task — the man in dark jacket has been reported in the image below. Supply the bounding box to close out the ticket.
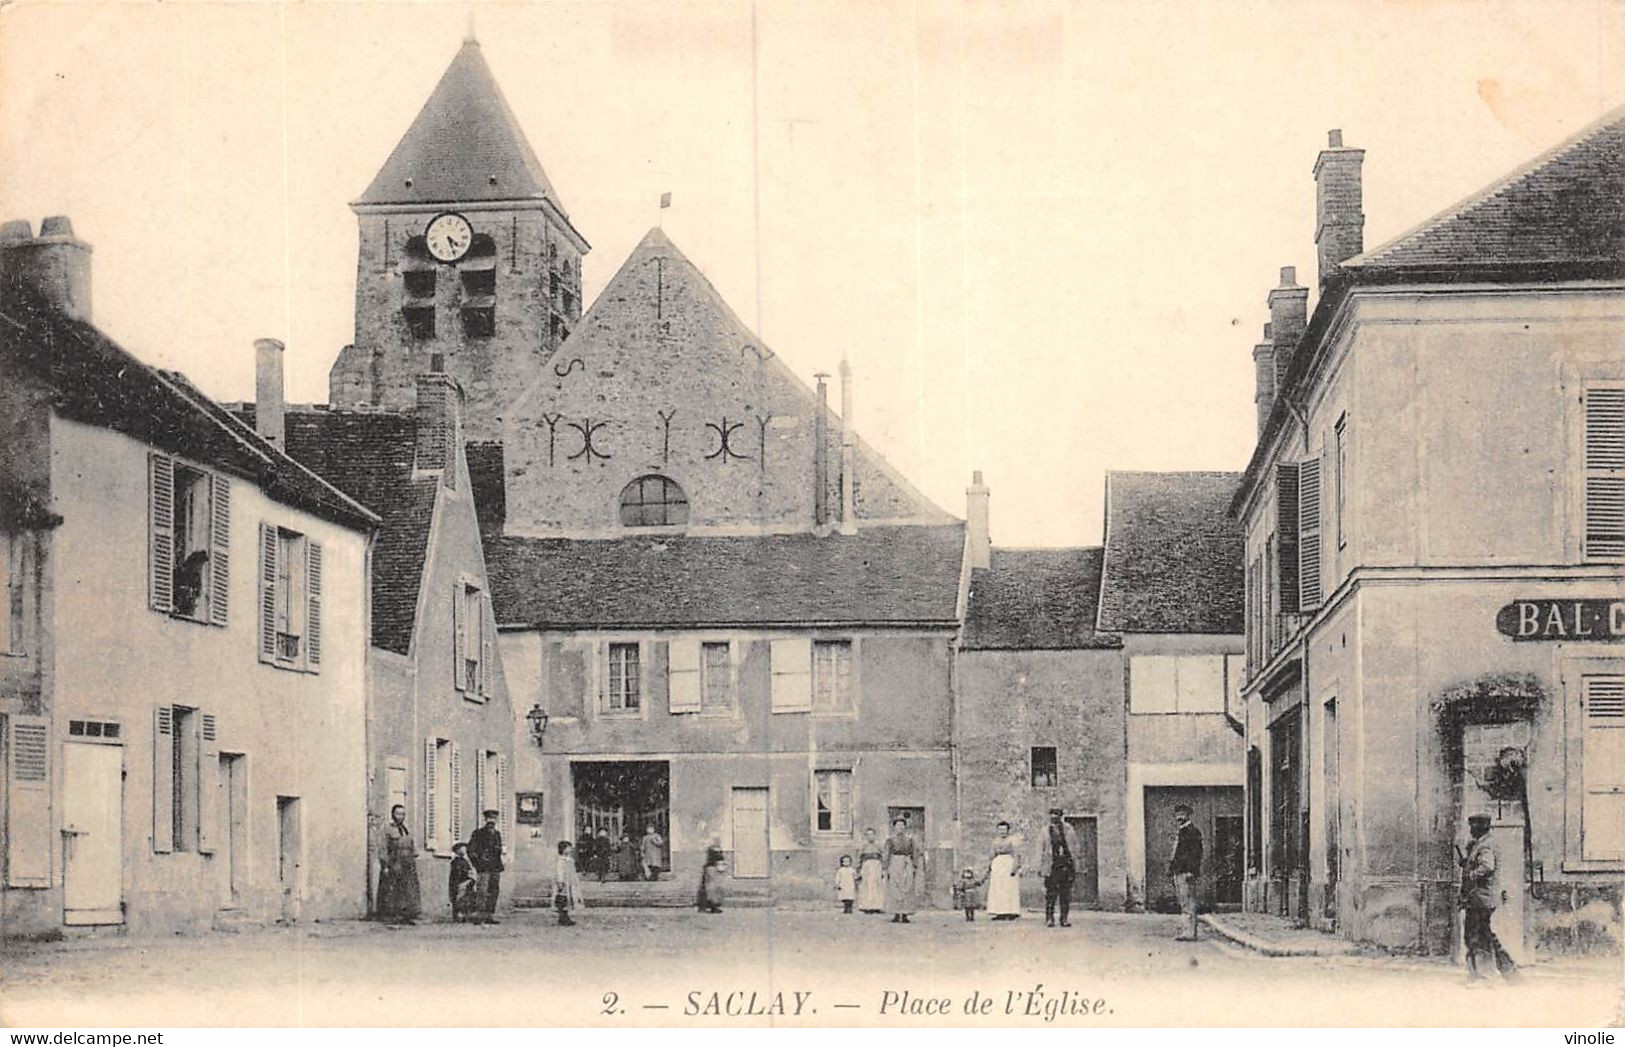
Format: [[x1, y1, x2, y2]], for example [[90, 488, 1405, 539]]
[[1460, 814, 1519, 984], [1169, 804, 1203, 941], [1039, 808, 1083, 928], [467, 809, 505, 925]]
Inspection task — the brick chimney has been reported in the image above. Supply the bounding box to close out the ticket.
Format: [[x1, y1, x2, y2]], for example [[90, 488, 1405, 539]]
[[0, 216, 93, 322], [1314, 129, 1365, 284], [814, 373, 831, 531], [415, 370, 463, 486], [1252, 322, 1275, 437], [1268, 266, 1308, 391], [966, 470, 990, 570], [254, 339, 286, 447], [838, 358, 857, 536]]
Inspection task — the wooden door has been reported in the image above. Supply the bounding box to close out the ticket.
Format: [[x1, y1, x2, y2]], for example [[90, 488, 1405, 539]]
[[731, 788, 769, 878], [277, 796, 302, 922], [1065, 816, 1099, 907], [62, 742, 123, 925]]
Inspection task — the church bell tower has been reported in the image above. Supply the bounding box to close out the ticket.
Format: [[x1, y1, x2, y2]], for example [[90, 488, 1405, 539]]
[[331, 37, 589, 438]]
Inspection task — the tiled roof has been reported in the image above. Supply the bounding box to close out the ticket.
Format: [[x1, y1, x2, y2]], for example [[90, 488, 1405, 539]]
[[465, 440, 506, 535], [231, 405, 437, 655], [963, 547, 1119, 651], [1348, 106, 1625, 274], [357, 39, 572, 217], [1097, 471, 1243, 635], [0, 283, 376, 532], [488, 524, 966, 629]]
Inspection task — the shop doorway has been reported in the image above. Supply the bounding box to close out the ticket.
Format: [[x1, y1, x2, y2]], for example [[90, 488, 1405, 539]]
[[572, 760, 670, 876], [1143, 786, 1244, 913], [1269, 707, 1306, 917]]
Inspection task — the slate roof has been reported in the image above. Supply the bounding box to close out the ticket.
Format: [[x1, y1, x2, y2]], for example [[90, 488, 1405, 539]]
[[962, 547, 1119, 651], [1097, 471, 1243, 635], [488, 524, 966, 629], [231, 405, 437, 656], [357, 38, 573, 220], [1347, 105, 1625, 276], [0, 283, 376, 532]]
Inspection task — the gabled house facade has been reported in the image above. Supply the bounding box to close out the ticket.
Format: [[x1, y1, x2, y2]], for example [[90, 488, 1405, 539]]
[[1098, 471, 1246, 915], [0, 218, 377, 938], [1234, 113, 1625, 955], [237, 361, 516, 921]]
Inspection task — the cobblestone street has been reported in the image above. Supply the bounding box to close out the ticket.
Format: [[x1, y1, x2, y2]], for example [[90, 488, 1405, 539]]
[[2, 909, 1618, 1028]]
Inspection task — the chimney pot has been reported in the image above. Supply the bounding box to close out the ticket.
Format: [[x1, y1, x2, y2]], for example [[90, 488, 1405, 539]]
[[0, 214, 93, 322], [1279, 265, 1297, 286], [1263, 322, 1273, 339], [254, 338, 286, 447], [1328, 129, 1343, 148]]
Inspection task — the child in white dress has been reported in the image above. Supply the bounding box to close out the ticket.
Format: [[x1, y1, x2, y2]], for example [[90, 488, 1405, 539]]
[[835, 854, 858, 914]]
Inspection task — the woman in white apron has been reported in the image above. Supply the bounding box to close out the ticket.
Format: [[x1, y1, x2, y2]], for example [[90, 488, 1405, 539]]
[[985, 820, 1022, 919], [855, 827, 886, 913]]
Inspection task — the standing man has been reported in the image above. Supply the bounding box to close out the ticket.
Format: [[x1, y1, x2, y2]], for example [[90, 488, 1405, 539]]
[[1169, 803, 1203, 941], [468, 809, 505, 926], [1460, 814, 1519, 985], [377, 804, 421, 926], [641, 823, 666, 881], [1039, 808, 1081, 928], [593, 826, 613, 882]]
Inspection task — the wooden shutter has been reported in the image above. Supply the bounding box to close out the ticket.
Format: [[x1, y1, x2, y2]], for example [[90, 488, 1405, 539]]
[[770, 638, 812, 711], [7, 717, 51, 886], [1275, 463, 1301, 614], [1298, 457, 1323, 610], [149, 453, 175, 613], [474, 748, 488, 818], [449, 742, 463, 846], [197, 713, 219, 854], [153, 706, 174, 853], [546, 639, 589, 718], [480, 594, 494, 696], [1581, 674, 1625, 861], [498, 753, 511, 851], [257, 524, 278, 664], [669, 638, 701, 712], [452, 581, 466, 692], [305, 541, 323, 669], [208, 473, 231, 626], [423, 736, 438, 851], [1584, 388, 1624, 560]]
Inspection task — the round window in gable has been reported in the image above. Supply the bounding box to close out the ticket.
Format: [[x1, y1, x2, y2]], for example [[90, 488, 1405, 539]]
[[619, 475, 689, 528]]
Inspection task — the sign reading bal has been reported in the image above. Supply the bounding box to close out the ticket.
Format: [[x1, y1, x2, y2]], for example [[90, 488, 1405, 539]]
[[1495, 599, 1625, 642]]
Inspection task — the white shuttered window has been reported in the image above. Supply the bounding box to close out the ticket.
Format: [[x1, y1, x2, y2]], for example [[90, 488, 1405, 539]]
[[770, 638, 812, 712], [1581, 675, 1625, 861]]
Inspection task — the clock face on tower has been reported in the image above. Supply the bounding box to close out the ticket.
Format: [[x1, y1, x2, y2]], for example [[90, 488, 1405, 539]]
[[424, 212, 474, 263]]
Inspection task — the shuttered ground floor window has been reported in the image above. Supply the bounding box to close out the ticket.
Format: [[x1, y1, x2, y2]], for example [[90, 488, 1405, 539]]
[[1577, 672, 1625, 863]]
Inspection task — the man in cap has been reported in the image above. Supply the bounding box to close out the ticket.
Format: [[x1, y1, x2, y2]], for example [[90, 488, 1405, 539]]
[[1039, 808, 1082, 928], [1460, 813, 1519, 984], [1170, 804, 1203, 941], [468, 808, 506, 925]]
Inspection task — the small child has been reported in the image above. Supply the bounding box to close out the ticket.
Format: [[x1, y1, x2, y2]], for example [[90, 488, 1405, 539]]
[[835, 855, 858, 914], [553, 840, 581, 926], [448, 842, 478, 923], [953, 866, 984, 922]]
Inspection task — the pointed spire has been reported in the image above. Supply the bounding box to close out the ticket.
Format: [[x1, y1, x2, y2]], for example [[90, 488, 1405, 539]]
[[356, 40, 568, 213]]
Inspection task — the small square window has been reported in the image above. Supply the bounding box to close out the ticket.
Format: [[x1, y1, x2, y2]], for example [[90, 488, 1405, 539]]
[[403, 306, 435, 341], [461, 307, 496, 339], [1030, 746, 1058, 788]]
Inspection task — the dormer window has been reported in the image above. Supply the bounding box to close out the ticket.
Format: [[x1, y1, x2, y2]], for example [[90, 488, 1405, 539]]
[[619, 475, 689, 529]]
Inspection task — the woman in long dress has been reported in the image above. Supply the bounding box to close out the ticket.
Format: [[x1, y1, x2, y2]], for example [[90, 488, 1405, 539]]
[[882, 817, 922, 923], [377, 804, 422, 925], [985, 820, 1022, 920], [855, 828, 887, 914]]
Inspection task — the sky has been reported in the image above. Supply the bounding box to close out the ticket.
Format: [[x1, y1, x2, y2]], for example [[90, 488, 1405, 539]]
[[2, 0, 1623, 546]]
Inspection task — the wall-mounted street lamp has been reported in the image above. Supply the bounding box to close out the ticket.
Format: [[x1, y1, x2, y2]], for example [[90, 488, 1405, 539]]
[[526, 703, 550, 747]]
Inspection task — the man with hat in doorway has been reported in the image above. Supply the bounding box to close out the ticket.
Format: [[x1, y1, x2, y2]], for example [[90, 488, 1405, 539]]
[[468, 808, 506, 925], [1460, 813, 1519, 985], [1170, 804, 1203, 941], [1039, 808, 1082, 928]]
